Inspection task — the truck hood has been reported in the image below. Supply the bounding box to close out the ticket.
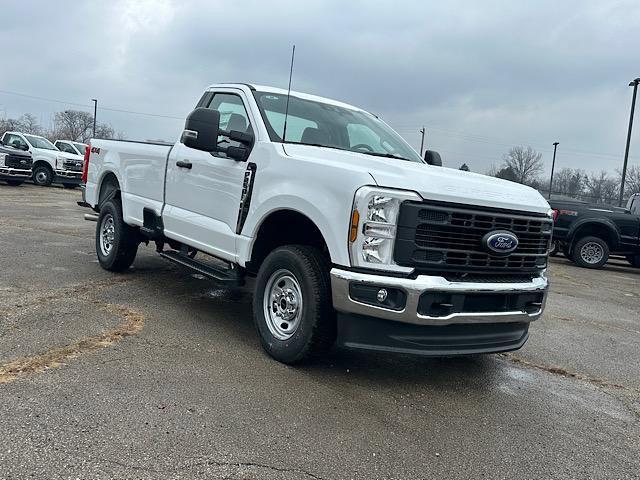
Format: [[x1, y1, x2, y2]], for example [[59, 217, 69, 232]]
[[284, 144, 550, 215]]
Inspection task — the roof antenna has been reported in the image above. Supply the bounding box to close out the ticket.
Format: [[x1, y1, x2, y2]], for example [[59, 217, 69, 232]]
[[282, 44, 295, 143]]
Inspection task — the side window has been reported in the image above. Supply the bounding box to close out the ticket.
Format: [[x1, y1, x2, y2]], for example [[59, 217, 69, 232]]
[[207, 93, 252, 158], [4, 134, 27, 149], [57, 142, 75, 154]]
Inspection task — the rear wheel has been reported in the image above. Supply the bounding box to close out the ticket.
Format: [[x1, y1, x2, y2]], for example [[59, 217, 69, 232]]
[[572, 236, 609, 269], [253, 245, 336, 364], [96, 199, 139, 272], [6, 180, 24, 186], [32, 165, 53, 186]]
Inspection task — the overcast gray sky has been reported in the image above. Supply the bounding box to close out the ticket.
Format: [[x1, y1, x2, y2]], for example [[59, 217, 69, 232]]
[[1, 0, 639, 175]]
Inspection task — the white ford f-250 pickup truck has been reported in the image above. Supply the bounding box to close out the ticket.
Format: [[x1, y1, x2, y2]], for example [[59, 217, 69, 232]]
[[1, 131, 84, 188], [80, 83, 552, 364]]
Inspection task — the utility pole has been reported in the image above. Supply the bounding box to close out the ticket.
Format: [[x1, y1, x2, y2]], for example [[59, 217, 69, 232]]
[[619, 78, 640, 206], [419, 127, 425, 156], [91, 98, 98, 139], [548, 142, 559, 199]]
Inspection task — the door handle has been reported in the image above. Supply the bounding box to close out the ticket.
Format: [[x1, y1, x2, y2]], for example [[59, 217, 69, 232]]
[[176, 160, 192, 169]]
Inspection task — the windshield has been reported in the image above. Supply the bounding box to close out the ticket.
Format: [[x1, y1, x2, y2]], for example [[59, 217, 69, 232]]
[[73, 142, 87, 155], [253, 91, 423, 163], [24, 135, 58, 150]]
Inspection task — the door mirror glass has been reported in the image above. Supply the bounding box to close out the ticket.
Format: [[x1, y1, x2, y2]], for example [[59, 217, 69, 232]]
[[181, 107, 220, 152], [424, 150, 442, 166]]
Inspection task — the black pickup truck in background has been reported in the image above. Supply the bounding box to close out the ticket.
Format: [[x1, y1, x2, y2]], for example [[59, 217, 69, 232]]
[[550, 194, 640, 269]]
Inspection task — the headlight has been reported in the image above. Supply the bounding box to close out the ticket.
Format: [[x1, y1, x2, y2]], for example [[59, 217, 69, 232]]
[[349, 186, 421, 272]]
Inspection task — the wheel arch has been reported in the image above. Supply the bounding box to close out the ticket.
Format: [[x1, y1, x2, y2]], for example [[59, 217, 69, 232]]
[[96, 170, 122, 206], [32, 159, 53, 171], [246, 208, 331, 275], [568, 220, 620, 250]]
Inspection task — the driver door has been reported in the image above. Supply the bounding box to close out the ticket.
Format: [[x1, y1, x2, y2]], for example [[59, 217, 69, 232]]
[[163, 89, 255, 263]]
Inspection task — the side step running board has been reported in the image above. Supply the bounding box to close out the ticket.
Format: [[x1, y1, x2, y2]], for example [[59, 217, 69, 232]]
[[159, 250, 244, 286]]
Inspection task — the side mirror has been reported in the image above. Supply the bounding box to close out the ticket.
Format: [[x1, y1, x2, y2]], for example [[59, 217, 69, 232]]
[[424, 150, 442, 166], [181, 107, 220, 152]]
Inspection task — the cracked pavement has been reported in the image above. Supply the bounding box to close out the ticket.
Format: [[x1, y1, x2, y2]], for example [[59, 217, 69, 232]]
[[1, 184, 639, 479]]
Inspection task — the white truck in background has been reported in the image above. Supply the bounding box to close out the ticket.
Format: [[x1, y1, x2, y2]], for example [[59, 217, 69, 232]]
[[80, 83, 552, 364], [1, 132, 84, 188], [55, 139, 88, 157]]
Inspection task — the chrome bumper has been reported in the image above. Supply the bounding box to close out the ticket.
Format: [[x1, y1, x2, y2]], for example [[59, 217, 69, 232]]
[[0, 167, 31, 178], [330, 268, 548, 326], [55, 169, 82, 179]]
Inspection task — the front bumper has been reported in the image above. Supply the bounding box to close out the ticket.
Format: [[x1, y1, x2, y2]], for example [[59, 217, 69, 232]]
[[0, 167, 32, 180], [331, 268, 548, 326], [330, 268, 548, 355], [54, 170, 82, 184]]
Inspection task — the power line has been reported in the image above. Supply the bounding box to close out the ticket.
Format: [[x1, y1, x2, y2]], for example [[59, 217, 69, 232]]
[[0, 88, 183, 120]]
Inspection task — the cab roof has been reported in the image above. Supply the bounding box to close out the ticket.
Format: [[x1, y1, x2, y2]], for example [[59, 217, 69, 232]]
[[205, 83, 367, 113]]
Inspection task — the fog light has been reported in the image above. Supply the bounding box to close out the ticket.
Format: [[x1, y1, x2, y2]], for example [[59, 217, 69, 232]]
[[377, 288, 388, 302]]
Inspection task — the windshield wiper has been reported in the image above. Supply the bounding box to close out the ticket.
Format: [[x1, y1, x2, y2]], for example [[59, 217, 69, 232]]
[[358, 151, 413, 162]]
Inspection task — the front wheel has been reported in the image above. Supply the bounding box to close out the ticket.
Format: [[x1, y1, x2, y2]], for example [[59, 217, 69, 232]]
[[32, 165, 53, 186], [572, 236, 609, 269], [253, 245, 336, 364], [96, 199, 139, 272]]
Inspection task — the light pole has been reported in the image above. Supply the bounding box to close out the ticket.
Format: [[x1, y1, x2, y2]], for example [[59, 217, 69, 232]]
[[619, 78, 640, 206], [548, 142, 559, 199], [419, 127, 425, 156], [91, 98, 98, 139]]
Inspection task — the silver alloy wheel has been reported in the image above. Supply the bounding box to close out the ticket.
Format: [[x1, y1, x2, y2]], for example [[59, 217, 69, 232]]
[[99, 214, 116, 257], [580, 241, 604, 264], [263, 269, 303, 340], [35, 170, 48, 184]]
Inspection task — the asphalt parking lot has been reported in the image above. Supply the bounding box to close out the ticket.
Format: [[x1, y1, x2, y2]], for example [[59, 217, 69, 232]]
[[1, 184, 639, 480]]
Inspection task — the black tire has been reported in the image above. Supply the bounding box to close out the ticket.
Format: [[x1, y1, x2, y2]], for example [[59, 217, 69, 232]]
[[627, 254, 640, 268], [6, 180, 24, 186], [62, 184, 76, 189], [95, 199, 139, 272], [32, 165, 53, 186], [572, 236, 609, 269], [253, 245, 336, 364]]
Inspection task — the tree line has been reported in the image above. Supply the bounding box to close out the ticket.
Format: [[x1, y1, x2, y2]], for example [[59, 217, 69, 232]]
[[480, 145, 640, 205], [0, 110, 123, 144]]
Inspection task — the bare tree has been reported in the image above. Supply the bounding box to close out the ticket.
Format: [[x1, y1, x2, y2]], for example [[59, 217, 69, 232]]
[[619, 165, 640, 197], [52, 110, 94, 142], [502, 145, 544, 185], [552, 168, 585, 197], [0, 114, 42, 136], [584, 171, 618, 205]]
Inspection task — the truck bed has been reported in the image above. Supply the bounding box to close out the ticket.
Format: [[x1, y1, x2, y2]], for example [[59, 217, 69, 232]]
[[84, 139, 174, 227]]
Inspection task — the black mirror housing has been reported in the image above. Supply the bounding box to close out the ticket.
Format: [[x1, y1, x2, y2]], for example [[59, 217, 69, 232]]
[[424, 150, 442, 166], [181, 107, 220, 152]]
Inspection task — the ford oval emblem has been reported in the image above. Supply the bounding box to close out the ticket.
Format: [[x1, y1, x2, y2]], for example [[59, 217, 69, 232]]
[[483, 231, 519, 255]]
